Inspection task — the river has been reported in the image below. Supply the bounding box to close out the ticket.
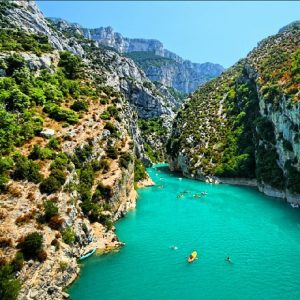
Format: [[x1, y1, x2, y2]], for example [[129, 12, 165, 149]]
[[69, 164, 300, 299]]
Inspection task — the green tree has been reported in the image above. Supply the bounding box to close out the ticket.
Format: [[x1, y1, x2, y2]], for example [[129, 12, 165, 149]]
[[0, 264, 21, 300], [17, 232, 43, 259], [58, 51, 83, 80]]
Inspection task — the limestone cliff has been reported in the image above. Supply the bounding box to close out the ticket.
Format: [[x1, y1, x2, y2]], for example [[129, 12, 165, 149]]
[[48, 19, 224, 94], [168, 24, 300, 204]]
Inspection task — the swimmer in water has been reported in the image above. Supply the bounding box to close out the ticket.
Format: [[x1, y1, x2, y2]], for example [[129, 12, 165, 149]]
[[226, 256, 232, 263]]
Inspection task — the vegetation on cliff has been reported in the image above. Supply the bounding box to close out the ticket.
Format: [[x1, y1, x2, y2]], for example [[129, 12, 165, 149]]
[[168, 26, 300, 195]]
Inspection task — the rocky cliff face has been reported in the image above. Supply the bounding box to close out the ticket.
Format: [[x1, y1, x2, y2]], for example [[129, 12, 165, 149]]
[[168, 25, 300, 204], [49, 19, 224, 94]]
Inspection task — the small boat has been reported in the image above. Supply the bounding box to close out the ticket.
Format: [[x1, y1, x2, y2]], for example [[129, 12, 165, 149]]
[[290, 203, 299, 208], [188, 251, 197, 263], [79, 248, 96, 261], [201, 192, 208, 196]]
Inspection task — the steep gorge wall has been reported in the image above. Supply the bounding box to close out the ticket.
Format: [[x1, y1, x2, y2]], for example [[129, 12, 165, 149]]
[[168, 26, 300, 203]]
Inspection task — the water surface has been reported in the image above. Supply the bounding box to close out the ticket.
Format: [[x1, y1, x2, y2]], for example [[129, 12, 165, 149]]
[[69, 165, 300, 299]]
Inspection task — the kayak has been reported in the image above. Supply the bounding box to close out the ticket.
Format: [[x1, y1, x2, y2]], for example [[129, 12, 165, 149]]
[[79, 248, 96, 261], [188, 251, 197, 263]]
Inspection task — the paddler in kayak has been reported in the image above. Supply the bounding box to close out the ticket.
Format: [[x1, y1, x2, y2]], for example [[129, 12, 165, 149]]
[[187, 250, 197, 263]]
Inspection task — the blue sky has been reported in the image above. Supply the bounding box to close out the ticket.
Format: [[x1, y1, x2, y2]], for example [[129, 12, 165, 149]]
[[37, 1, 300, 68]]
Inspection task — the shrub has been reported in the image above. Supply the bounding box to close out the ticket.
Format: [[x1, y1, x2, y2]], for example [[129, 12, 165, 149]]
[[39, 176, 61, 195], [119, 152, 133, 168], [17, 232, 43, 259], [79, 165, 95, 188], [10, 252, 24, 272], [4, 87, 30, 112], [29, 87, 46, 106], [134, 159, 147, 183], [58, 51, 83, 80], [106, 145, 118, 159], [47, 138, 61, 150], [50, 168, 66, 185], [5, 54, 26, 76], [50, 152, 69, 170], [62, 227, 75, 245], [59, 261, 68, 272], [0, 264, 21, 300], [43, 200, 58, 221], [28, 145, 54, 160], [43, 103, 78, 124], [43, 83, 63, 103], [12, 154, 43, 183], [71, 100, 88, 112], [100, 111, 110, 120], [72, 144, 93, 168]]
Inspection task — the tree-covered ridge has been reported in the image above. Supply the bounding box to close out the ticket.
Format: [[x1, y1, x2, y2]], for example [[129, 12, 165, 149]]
[[168, 26, 300, 194], [125, 51, 178, 69], [247, 27, 300, 104], [0, 29, 53, 54]]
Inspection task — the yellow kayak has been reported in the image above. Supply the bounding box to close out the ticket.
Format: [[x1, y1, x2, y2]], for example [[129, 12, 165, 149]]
[[188, 251, 197, 263]]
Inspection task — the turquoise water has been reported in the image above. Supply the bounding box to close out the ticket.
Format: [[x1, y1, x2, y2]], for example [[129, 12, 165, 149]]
[[69, 165, 300, 300]]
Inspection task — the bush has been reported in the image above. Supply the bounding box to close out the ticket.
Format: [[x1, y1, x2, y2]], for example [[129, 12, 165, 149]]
[[119, 152, 133, 168], [43, 103, 78, 124], [10, 252, 24, 272], [13, 154, 43, 183], [28, 145, 54, 160], [58, 51, 83, 80], [5, 54, 26, 76], [4, 87, 30, 112], [106, 145, 118, 159], [134, 159, 147, 183], [72, 144, 93, 168], [39, 176, 61, 195], [50, 152, 69, 170], [62, 227, 75, 245], [29, 87, 46, 106], [47, 138, 61, 150], [43, 200, 58, 221], [71, 100, 88, 112], [50, 168, 66, 185], [0, 264, 21, 300], [17, 232, 43, 260], [59, 261, 68, 272]]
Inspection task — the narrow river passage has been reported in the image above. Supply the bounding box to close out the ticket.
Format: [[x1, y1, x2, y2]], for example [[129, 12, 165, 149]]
[[69, 164, 300, 300]]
